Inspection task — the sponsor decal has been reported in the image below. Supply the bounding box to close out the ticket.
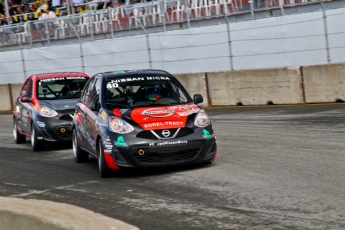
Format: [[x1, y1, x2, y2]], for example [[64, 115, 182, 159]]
[[114, 70, 125, 74], [203, 129, 213, 139], [169, 104, 200, 116], [110, 76, 170, 83], [141, 108, 174, 118], [105, 149, 112, 153], [39, 76, 86, 82], [114, 136, 128, 147], [103, 136, 113, 149], [101, 110, 107, 120], [143, 121, 184, 128], [37, 121, 46, 128], [149, 140, 187, 146], [131, 106, 188, 130]]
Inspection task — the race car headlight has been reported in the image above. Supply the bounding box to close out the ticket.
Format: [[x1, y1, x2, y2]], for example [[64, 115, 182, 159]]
[[109, 116, 134, 134], [40, 106, 58, 117], [194, 109, 210, 127]]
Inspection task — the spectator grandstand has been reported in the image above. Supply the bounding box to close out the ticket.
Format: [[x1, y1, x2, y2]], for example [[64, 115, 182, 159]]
[[0, 0, 336, 46]]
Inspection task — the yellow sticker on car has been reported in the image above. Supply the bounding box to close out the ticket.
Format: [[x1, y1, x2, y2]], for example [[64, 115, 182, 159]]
[[101, 110, 107, 120]]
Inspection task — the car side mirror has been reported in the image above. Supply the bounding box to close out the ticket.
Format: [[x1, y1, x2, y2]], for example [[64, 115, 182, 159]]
[[193, 94, 203, 104], [20, 95, 31, 102]]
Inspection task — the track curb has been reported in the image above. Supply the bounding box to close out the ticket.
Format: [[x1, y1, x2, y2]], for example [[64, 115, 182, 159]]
[[0, 196, 139, 230]]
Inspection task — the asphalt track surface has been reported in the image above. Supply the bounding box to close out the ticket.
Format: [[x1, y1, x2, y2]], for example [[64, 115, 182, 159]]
[[1, 104, 345, 230]]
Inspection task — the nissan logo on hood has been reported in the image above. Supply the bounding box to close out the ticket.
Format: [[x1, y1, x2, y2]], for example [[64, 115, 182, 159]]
[[141, 108, 174, 118]]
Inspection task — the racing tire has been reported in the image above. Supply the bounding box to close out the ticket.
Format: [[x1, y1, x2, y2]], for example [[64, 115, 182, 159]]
[[31, 124, 44, 152], [13, 120, 26, 144], [72, 129, 88, 163], [98, 139, 112, 178]]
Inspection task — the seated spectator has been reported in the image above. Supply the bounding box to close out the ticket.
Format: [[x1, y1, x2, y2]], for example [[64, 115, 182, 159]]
[[37, 6, 59, 36], [7, 3, 16, 24], [51, 0, 62, 14], [73, 0, 85, 13], [23, 3, 35, 21], [0, 13, 9, 44], [111, 0, 122, 8], [15, 4, 24, 23]]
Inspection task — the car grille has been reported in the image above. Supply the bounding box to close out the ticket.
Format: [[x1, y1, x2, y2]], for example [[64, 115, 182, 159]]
[[59, 114, 74, 121], [136, 128, 194, 140], [133, 148, 200, 164]]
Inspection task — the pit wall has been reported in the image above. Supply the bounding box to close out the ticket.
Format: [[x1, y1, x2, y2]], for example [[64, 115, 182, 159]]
[[1, 63, 345, 111]]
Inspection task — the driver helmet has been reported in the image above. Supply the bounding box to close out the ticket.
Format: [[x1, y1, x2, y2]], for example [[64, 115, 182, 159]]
[[145, 85, 161, 101], [68, 82, 80, 91]]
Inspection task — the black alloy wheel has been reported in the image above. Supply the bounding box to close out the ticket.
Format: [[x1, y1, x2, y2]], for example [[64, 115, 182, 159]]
[[72, 129, 89, 163], [31, 124, 44, 152], [98, 139, 112, 178], [13, 120, 26, 144]]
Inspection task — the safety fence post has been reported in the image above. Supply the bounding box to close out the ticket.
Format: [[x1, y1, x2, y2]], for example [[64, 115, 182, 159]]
[[224, 15, 234, 71], [320, 0, 331, 64], [137, 18, 152, 69]]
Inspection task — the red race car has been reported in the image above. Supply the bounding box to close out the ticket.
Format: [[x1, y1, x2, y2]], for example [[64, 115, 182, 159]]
[[13, 72, 91, 151]]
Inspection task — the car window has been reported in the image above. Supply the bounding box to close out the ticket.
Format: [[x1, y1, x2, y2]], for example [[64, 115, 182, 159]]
[[20, 78, 31, 96], [27, 79, 33, 100], [90, 78, 101, 108], [82, 77, 95, 105], [37, 76, 88, 100], [104, 75, 192, 109]]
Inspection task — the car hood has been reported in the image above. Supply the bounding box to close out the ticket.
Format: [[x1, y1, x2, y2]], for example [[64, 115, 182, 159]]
[[128, 104, 200, 130], [40, 99, 79, 111]]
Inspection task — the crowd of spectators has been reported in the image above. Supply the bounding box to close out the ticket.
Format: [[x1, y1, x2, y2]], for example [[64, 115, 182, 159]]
[[0, 0, 127, 25]]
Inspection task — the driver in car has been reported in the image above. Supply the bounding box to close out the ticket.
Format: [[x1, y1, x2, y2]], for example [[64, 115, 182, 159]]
[[145, 85, 162, 101]]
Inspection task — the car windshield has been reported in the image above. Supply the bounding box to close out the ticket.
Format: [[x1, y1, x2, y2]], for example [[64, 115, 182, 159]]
[[37, 76, 88, 100], [104, 75, 193, 109]]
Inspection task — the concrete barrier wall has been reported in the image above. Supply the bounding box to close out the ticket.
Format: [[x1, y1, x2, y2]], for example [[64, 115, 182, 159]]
[[3, 64, 345, 111], [174, 73, 209, 107], [0, 196, 139, 230], [11, 84, 23, 106], [207, 67, 304, 106], [0, 85, 12, 112], [302, 63, 345, 103]]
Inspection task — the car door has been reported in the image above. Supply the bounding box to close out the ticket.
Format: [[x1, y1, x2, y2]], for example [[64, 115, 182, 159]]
[[15, 78, 30, 134], [84, 77, 101, 154], [19, 78, 34, 135], [75, 77, 95, 153]]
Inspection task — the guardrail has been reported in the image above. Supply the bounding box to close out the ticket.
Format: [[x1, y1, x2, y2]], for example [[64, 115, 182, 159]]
[[0, 0, 327, 47]]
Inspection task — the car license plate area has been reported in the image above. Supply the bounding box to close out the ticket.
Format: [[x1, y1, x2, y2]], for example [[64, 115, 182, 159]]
[[130, 142, 202, 165]]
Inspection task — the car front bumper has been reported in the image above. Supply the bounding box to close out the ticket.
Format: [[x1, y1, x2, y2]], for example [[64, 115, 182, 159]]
[[34, 113, 74, 142], [102, 126, 217, 168]]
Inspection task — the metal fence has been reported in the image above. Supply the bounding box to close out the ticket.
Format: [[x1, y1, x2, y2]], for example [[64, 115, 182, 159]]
[[1, 0, 345, 84], [0, 0, 332, 47]]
